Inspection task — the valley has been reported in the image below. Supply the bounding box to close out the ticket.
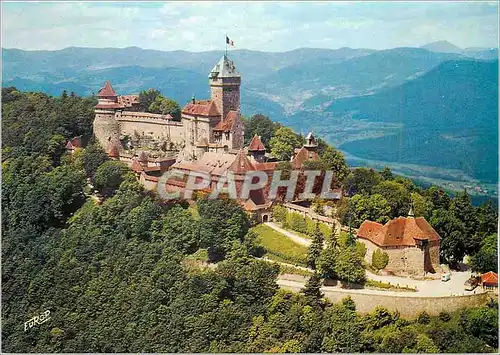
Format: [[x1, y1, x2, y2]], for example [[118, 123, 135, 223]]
[[2, 44, 498, 194]]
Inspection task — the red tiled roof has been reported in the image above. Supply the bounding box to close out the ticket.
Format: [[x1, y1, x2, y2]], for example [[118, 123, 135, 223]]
[[65, 136, 82, 150], [291, 146, 319, 169], [228, 150, 255, 174], [481, 271, 498, 285], [143, 174, 160, 182], [357, 221, 384, 243], [108, 144, 120, 158], [248, 135, 266, 151], [144, 166, 161, 172], [182, 100, 220, 116], [357, 216, 441, 247], [214, 110, 239, 132], [166, 179, 186, 188], [98, 81, 117, 97], [131, 158, 144, 173], [254, 162, 278, 171]]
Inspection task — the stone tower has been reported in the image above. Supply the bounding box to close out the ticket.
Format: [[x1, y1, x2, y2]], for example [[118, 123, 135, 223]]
[[93, 81, 121, 151], [209, 55, 241, 120]]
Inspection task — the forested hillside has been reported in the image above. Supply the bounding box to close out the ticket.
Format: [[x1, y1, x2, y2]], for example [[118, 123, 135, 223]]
[[2, 88, 498, 352]]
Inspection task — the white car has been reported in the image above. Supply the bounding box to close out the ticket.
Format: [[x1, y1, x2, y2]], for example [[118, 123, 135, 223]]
[[441, 273, 451, 282]]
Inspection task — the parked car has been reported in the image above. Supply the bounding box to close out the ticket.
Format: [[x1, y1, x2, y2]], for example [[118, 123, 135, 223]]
[[464, 276, 480, 291], [441, 273, 451, 282]]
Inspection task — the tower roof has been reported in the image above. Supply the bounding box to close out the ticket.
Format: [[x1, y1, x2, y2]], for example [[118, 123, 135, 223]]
[[248, 135, 266, 152], [228, 149, 255, 174], [304, 131, 318, 148], [98, 81, 117, 97], [214, 110, 240, 132], [209, 55, 240, 79], [138, 151, 149, 163], [291, 146, 319, 169]]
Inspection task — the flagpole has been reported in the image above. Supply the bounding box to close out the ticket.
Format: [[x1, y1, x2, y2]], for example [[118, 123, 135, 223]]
[[225, 34, 228, 57]]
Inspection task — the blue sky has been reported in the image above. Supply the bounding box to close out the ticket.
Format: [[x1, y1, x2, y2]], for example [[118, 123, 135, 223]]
[[2, 1, 498, 51]]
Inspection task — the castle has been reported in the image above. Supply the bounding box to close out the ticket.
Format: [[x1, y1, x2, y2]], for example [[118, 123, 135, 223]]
[[93, 55, 244, 162], [92, 55, 322, 220]]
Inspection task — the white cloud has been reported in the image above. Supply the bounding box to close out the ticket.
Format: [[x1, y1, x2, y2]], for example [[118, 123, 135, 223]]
[[1, 1, 498, 51]]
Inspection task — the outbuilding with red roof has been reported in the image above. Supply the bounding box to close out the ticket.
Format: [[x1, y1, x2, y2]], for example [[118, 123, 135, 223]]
[[357, 210, 441, 276]]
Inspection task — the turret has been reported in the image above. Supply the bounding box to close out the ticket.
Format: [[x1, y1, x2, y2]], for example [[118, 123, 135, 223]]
[[304, 132, 318, 151], [94, 80, 120, 151], [248, 135, 266, 163]]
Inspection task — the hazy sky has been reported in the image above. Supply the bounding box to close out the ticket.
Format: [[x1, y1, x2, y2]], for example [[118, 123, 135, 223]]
[[2, 1, 498, 52]]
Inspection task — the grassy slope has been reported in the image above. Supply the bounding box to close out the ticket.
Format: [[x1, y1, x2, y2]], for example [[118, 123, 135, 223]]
[[252, 224, 308, 267]]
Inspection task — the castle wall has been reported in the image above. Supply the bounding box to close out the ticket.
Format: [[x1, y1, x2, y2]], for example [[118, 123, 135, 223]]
[[429, 241, 440, 271], [182, 115, 211, 160], [385, 246, 426, 276], [357, 238, 433, 276], [118, 117, 184, 143], [94, 110, 120, 148], [279, 280, 490, 317]]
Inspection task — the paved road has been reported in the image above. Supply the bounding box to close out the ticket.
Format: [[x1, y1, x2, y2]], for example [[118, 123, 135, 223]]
[[264, 222, 481, 297], [277, 273, 484, 298]]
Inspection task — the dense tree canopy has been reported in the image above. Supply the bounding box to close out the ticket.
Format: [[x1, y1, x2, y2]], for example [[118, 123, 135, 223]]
[[244, 114, 281, 148], [148, 96, 182, 121], [269, 126, 304, 161], [2, 88, 498, 353], [2, 87, 96, 163]]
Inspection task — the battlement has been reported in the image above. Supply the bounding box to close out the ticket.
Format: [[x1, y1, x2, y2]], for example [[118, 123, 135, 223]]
[[116, 111, 183, 126]]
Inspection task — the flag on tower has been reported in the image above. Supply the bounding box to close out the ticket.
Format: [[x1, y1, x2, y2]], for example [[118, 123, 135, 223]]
[[226, 36, 234, 46]]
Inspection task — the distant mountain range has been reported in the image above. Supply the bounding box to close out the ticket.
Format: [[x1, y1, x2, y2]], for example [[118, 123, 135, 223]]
[[332, 60, 498, 183], [2, 42, 498, 183], [421, 40, 498, 60]]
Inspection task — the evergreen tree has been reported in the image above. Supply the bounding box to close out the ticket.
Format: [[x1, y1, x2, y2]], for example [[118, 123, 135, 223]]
[[307, 222, 324, 269], [317, 238, 338, 280], [301, 272, 323, 308]]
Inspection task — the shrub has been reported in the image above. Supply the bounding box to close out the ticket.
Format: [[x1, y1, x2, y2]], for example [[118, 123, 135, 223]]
[[417, 311, 431, 324], [439, 311, 451, 322], [288, 212, 307, 234], [372, 249, 389, 270], [272, 204, 287, 223], [355, 241, 367, 258]]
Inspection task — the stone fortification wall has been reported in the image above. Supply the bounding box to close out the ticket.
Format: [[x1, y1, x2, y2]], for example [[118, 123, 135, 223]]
[[282, 202, 344, 235], [280, 282, 491, 317], [385, 246, 426, 276], [429, 242, 440, 271], [118, 116, 184, 144], [94, 110, 120, 148], [326, 291, 490, 317]]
